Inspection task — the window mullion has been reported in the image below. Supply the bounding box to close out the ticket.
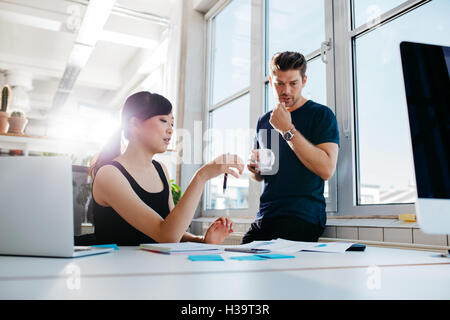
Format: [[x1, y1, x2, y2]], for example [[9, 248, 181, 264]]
[[325, 0, 337, 213], [335, 0, 356, 216], [247, 0, 265, 217]]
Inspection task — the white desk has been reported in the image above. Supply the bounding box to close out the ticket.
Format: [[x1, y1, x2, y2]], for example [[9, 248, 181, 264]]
[[1, 246, 449, 299]]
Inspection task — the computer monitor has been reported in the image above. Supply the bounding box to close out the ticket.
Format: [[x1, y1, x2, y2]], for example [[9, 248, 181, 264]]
[[400, 41, 450, 234]]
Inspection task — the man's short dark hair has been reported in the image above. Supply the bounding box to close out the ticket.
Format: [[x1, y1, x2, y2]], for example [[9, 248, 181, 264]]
[[269, 51, 307, 78]]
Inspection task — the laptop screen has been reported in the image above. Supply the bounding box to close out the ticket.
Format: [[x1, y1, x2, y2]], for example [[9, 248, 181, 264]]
[[400, 41, 450, 200]]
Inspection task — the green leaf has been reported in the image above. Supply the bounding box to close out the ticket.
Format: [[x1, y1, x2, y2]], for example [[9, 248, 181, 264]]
[[170, 180, 183, 205]]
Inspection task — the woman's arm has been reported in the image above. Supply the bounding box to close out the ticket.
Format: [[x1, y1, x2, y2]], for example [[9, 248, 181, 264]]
[[159, 162, 234, 244], [94, 154, 243, 243], [94, 164, 207, 243]]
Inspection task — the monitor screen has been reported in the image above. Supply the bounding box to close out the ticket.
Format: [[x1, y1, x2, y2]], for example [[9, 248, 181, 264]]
[[400, 41, 450, 200]]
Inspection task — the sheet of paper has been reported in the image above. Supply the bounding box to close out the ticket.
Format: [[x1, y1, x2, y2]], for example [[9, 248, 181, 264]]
[[141, 242, 223, 254], [232, 239, 316, 253], [303, 242, 354, 253], [223, 239, 354, 254], [255, 253, 295, 259], [155, 242, 222, 251], [224, 240, 275, 249], [229, 255, 266, 261]]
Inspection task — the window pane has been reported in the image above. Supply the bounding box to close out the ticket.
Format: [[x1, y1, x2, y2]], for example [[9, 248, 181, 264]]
[[301, 57, 327, 106], [352, 0, 407, 29], [264, 57, 331, 205], [211, 0, 251, 105], [265, 57, 326, 112], [266, 0, 325, 75], [205, 94, 250, 210], [354, 0, 450, 205]]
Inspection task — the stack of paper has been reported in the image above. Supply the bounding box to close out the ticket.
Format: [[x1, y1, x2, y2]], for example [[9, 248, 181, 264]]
[[225, 239, 354, 253], [140, 242, 223, 255]]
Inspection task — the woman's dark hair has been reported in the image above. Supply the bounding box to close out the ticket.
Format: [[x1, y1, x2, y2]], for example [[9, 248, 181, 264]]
[[269, 51, 307, 78], [89, 91, 172, 178]]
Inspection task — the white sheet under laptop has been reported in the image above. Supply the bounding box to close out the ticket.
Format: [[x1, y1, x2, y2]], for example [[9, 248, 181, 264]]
[[0, 156, 113, 258]]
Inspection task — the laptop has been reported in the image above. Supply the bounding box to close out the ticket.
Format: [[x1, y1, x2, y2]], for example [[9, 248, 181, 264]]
[[0, 156, 113, 258]]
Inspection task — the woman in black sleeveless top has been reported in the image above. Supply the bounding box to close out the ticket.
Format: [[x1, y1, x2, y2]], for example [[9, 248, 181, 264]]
[[87, 91, 244, 246], [93, 160, 170, 245]]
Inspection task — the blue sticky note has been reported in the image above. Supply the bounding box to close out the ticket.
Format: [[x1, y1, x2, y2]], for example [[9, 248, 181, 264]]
[[315, 244, 327, 247], [255, 253, 295, 259], [91, 244, 119, 250], [229, 255, 267, 261], [188, 254, 224, 261]]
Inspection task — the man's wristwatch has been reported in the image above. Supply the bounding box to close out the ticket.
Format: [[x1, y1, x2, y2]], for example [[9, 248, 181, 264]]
[[282, 126, 296, 141]]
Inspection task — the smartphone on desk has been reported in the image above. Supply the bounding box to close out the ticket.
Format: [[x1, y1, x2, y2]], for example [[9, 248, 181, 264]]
[[224, 248, 271, 254]]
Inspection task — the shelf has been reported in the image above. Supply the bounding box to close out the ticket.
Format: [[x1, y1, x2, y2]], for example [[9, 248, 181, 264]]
[[0, 133, 100, 156]]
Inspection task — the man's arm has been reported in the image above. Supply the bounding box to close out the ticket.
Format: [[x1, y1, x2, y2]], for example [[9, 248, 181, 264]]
[[286, 133, 338, 181], [270, 103, 338, 181]]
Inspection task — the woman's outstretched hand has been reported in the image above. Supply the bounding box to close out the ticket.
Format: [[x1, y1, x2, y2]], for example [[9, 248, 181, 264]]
[[196, 154, 242, 244], [198, 153, 245, 181], [203, 217, 234, 244]]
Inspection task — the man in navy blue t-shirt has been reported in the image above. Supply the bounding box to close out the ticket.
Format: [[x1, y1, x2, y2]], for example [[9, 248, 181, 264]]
[[243, 51, 340, 244]]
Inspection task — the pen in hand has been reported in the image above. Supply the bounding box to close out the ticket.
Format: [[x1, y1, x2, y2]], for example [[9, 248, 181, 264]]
[[223, 173, 228, 194]]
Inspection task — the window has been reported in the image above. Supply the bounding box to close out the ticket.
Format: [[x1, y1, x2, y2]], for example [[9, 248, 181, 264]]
[[205, 0, 251, 211], [332, 0, 450, 215], [205, 0, 447, 218], [352, 0, 407, 29], [265, 0, 328, 113], [266, 56, 327, 112], [353, 0, 450, 205], [205, 0, 335, 216], [211, 0, 251, 105], [205, 94, 250, 210], [265, 0, 336, 212], [265, 0, 326, 75]]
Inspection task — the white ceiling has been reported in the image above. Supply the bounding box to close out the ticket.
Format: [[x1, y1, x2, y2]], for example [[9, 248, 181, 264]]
[[0, 0, 177, 124]]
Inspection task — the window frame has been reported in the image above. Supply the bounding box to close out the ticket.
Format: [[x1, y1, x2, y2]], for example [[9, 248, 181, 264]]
[[203, 0, 256, 217], [201, 0, 427, 218], [334, 0, 429, 216]]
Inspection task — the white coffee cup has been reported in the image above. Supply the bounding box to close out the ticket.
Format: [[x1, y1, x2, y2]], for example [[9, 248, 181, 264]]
[[257, 148, 275, 173]]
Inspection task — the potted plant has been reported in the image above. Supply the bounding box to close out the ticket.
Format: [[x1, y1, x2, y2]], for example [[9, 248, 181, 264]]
[[0, 85, 10, 133], [7, 110, 28, 135], [170, 179, 183, 205]]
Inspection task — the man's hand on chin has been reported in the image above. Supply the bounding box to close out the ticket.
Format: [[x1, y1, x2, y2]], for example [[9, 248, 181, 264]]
[[269, 102, 293, 134]]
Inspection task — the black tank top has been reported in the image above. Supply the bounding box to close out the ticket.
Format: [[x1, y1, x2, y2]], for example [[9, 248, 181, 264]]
[[93, 160, 170, 246]]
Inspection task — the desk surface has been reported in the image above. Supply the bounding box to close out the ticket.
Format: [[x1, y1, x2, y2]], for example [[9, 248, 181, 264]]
[[1, 246, 449, 299]]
